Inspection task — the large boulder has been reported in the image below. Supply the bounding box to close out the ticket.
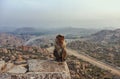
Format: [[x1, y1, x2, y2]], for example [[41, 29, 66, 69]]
[[10, 60, 71, 79], [28, 60, 68, 72], [27, 59, 71, 79]]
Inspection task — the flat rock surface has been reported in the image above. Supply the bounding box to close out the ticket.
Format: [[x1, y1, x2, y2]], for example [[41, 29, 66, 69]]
[[10, 72, 69, 79], [28, 60, 68, 72], [27, 59, 71, 79], [1, 59, 71, 79], [7, 65, 27, 74]]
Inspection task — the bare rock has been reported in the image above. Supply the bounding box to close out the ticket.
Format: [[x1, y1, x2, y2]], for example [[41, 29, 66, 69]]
[[11, 72, 69, 79], [1, 59, 71, 79], [23, 55, 30, 60], [4, 63, 14, 72], [10, 55, 16, 61], [0, 73, 11, 79], [2, 48, 8, 53], [7, 65, 27, 73], [17, 54, 23, 61], [28, 60, 68, 72], [0, 60, 5, 72], [27, 59, 71, 79], [14, 60, 27, 65]]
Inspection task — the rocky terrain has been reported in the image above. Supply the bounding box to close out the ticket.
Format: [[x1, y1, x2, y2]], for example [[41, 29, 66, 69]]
[[0, 27, 47, 47], [0, 27, 101, 47], [0, 46, 53, 79], [26, 37, 54, 47], [0, 33, 24, 47], [0, 45, 119, 79], [67, 55, 119, 79], [67, 28, 120, 68], [85, 29, 120, 43], [0, 28, 120, 79], [67, 40, 120, 67], [0, 59, 71, 79], [0, 33, 41, 47]]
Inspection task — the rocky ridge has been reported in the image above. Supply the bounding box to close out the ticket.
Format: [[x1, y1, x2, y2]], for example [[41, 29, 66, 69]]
[[86, 29, 120, 43], [0, 46, 71, 79]]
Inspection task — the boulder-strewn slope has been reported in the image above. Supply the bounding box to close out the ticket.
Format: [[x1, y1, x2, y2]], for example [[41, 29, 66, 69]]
[[86, 29, 120, 43], [0, 33, 24, 47]]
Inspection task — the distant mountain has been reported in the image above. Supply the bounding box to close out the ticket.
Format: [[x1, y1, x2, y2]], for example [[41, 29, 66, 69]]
[[46, 27, 100, 37], [13, 27, 37, 34], [0, 27, 16, 33], [12, 27, 45, 35], [0, 33, 24, 47], [1, 27, 100, 37], [86, 29, 120, 43]]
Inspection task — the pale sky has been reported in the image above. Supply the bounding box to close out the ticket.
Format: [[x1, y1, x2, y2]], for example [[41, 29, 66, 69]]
[[0, 0, 120, 29]]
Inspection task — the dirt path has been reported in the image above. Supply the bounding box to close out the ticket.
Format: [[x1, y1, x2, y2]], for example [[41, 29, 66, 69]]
[[47, 47, 120, 76]]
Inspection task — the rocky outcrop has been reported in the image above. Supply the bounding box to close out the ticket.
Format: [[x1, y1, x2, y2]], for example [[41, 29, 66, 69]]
[[0, 60, 71, 79], [28, 60, 70, 73]]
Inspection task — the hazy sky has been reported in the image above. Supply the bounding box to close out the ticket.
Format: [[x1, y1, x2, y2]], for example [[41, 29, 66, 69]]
[[0, 0, 120, 29]]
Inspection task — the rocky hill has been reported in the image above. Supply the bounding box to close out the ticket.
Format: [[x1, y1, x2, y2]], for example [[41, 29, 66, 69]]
[[86, 29, 120, 43], [67, 40, 120, 68], [0, 33, 24, 47], [0, 32, 41, 47]]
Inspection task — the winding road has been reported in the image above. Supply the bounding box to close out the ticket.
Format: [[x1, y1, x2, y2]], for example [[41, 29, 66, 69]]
[[47, 47, 120, 76]]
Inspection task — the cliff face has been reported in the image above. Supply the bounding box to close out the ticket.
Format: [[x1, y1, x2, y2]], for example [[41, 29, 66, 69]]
[[0, 60, 71, 79]]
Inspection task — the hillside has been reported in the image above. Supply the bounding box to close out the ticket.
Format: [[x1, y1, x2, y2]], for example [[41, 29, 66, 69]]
[[0, 32, 44, 47], [86, 29, 120, 43], [0, 33, 24, 47], [67, 40, 120, 67]]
